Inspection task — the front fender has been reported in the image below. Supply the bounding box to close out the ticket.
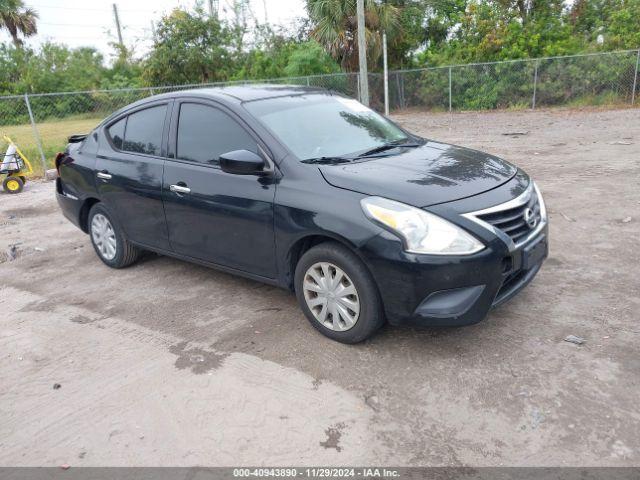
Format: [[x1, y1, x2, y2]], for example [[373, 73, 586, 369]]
[[273, 169, 383, 288]]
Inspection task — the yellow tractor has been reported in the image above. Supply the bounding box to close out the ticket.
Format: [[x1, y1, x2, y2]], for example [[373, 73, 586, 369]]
[[1, 135, 33, 194]]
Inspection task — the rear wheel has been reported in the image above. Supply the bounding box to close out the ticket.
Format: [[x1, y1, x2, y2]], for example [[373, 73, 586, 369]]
[[294, 242, 385, 343], [88, 203, 140, 268], [3, 176, 23, 194]]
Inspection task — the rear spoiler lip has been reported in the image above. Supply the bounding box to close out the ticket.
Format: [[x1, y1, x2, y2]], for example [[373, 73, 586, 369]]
[[68, 133, 88, 143]]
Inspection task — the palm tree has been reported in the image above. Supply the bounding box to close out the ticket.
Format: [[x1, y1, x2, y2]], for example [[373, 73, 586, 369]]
[[306, 0, 400, 71], [0, 0, 38, 48]]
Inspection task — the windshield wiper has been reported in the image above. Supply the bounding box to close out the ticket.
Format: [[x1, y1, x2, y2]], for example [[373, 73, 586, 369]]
[[301, 139, 423, 164], [357, 139, 423, 158], [301, 156, 353, 165]]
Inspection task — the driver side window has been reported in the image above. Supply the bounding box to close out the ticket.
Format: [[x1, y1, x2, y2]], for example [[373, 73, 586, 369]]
[[176, 103, 257, 165]]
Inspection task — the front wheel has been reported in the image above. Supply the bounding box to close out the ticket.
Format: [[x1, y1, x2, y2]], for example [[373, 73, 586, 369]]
[[294, 242, 385, 343], [88, 203, 140, 268]]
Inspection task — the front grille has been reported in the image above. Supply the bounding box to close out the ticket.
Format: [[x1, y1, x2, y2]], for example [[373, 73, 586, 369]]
[[475, 189, 542, 245]]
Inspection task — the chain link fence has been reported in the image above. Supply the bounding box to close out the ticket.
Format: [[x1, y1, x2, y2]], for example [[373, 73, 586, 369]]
[[0, 50, 637, 175], [387, 50, 640, 111]]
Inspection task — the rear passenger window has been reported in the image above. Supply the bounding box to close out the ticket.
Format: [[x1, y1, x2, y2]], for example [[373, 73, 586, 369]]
[[122, 105, 167, 156], [108, 117, 126, 150], [177, 103, 257, 165]]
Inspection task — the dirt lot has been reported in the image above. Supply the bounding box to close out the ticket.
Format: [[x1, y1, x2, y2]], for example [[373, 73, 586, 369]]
[[1, 107, 638, 467]]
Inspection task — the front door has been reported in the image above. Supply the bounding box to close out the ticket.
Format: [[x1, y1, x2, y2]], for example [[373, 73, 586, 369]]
[[162, 101, 277, 279]]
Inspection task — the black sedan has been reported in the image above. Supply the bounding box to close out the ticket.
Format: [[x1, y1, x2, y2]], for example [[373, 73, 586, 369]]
[[55, 86, 548, 343]]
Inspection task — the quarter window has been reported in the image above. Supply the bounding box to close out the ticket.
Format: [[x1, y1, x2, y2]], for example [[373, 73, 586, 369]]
[[177, 103, 257, 165], [108, 117, 126, 150]]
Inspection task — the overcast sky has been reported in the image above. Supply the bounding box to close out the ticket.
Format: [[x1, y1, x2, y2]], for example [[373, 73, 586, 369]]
[[2, 0, 307, 61]]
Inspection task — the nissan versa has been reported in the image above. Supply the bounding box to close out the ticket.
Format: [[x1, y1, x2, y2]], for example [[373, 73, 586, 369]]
[[55, 86, 548, 343]]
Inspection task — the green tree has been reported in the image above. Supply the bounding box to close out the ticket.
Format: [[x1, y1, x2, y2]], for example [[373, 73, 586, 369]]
[[606, 0, 640, 48], [383, 0, 432, 69], [284, 40, 340, 76], [568, 0, 640, 49], [494, 0, 564, 24], [0, 42, 25, 93], [306, 0, 400, 71], [143, 7, 240, 86], [233, 25, 298, 80], [0, 0, 38, 48], [417, 0, 583, 65], [32, 44, 104, 92], [104, 41, 142, 89], [0, 39, 147, 97]]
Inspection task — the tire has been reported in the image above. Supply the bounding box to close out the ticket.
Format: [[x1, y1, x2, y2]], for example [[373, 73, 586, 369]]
[[19, 175, 26, 184], [88, 203, 140, 268], [3, 176, 23, 194], [294, 242, 385, 344]]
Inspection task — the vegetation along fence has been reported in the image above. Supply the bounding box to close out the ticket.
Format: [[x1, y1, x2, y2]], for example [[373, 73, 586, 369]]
[[1, 50, 638, 174]]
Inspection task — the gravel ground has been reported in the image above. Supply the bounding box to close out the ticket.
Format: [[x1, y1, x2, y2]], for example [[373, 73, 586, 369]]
[[1, 107, 638, 467]]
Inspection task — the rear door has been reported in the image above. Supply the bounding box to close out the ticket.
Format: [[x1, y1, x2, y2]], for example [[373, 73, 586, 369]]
[[96, 101, 171, 250], [162, 100, 277, 278]]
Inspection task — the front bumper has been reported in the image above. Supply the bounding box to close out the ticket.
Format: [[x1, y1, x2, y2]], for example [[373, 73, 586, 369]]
[[361, 176, 548, 327]]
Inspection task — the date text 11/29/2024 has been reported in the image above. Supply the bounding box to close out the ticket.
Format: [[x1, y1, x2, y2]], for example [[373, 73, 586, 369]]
[[232, 467, 400, 477]]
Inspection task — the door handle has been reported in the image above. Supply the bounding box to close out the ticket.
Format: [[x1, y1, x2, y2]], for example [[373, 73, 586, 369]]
[[97, 171, 112, 180], [170, 184, 191, 194]]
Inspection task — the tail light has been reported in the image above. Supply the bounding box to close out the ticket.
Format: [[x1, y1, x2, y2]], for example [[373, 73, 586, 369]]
[[54, 152, 65, 173]]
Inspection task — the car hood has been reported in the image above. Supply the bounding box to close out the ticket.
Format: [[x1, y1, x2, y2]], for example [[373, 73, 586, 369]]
[[318, 140, 518, 207]]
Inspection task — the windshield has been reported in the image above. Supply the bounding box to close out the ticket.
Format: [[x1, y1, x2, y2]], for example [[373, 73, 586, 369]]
[[244, 94, 408, 160]]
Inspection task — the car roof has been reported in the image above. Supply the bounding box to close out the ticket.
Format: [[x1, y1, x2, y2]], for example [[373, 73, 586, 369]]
[[178, 84, 330, 102], [101, 84, 333, 127]]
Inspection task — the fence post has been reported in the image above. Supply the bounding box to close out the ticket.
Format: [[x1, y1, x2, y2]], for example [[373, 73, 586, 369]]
[[532, 59, 539, 109], [24, 93, 48, 173], [382, 31, 389, 116], [306, 76, 310, 87], [448, 67, 452, 112], [632, 50, 640, 105]]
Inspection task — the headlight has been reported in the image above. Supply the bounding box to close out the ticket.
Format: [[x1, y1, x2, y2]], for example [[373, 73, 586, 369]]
[[533, 182, 547, 222], [361, 196, 484, 255]]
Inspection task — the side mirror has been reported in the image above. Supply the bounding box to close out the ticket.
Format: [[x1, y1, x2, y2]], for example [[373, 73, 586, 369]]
[[219, 150, 266, 175]]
